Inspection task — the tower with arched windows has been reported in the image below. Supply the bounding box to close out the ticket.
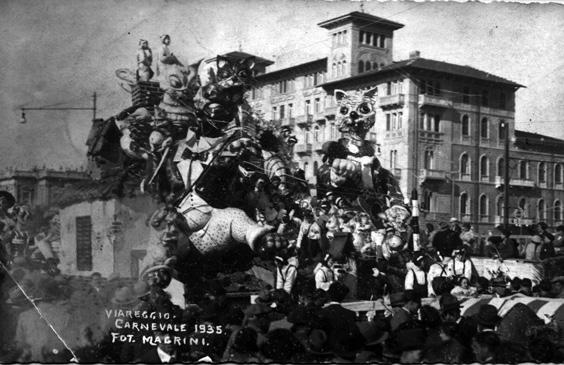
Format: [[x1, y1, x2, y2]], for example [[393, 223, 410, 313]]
[[318, 12, 403, 80]]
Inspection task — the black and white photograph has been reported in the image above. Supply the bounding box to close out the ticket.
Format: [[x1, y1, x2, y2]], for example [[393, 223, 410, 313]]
[[1, 0, 564, 363]]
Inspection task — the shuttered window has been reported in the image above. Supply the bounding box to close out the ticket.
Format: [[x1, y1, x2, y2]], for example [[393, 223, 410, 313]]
[[76, 216, 93, 271]]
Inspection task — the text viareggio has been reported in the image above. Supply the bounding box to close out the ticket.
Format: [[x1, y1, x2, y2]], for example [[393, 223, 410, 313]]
[[88, 37, 300, 289]]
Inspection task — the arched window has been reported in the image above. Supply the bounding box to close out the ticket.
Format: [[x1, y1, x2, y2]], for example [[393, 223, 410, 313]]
[[313, 126, 320, 142], [497, 157, 505, 177], [461, 115, 470, 136], [332, 62, 337, 76], [359, 31, 365, 44], [460, 192, 469, 217], [538, 162, 546, 184], [480, 155, 489, 178], [342, 60, 347, 75], [480, 117, 489, 138], [303, 162, 309, 179], [460, 153, 470, 177], [538, 199, 545, 221], [424, 150, 434, 169], [555, 164, 563, 185], [358, 61, 364, 73], [366, 33, 372, 45], [365, 61, 371, 71], [518, 198, 528, 218], [496, 195, 504, 216], [519, 160, 528, 179], [555, 200, 562, 222], [479, 194, 488, 217], [498, 120, 506, 140]]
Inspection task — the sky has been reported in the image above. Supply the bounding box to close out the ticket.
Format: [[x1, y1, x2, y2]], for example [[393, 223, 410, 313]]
[[0, 0, 563, 171]]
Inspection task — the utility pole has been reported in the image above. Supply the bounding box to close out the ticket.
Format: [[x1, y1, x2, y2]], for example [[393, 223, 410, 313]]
[[503, 120, 510, 231], [92, 92, 97, 120]]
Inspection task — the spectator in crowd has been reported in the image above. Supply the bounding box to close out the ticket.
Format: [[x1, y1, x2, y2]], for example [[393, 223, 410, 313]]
[[534, 279, 553, 298], [460, 223, 478, 255], [471, 331, 500, 363], [404, 252, 428, 298], [313, 254, 334, 291], [475, 304, 501, 333], [536, 222, 555, 244], [519, 278, 533, 296], [524, 235, 543, 260], [451, 277, 477, 297], [390, 290, 421, 331], [551, 276, 564, 298], [475, 276, 491, 295], [275, 251, 299, 295], [432, 222, 456, 258], [448, 248, 472, 281], [554, 224, 564, 249]]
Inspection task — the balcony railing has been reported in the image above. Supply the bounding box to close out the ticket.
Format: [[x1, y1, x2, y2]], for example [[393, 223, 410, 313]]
[[556, 183, 564, 190], [294, 143, 312, 154], [312, 141, 324, 152], [419, 94, 453, 108], [494, 176, 536, 188], [325, 106, 338, 118], [296, 114, 314, 127], [281, 117, 296, 127], [420, 169, 446, 182], [379, 94, 405, 109]]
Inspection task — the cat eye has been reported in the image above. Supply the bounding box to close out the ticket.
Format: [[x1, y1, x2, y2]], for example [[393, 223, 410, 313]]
[[339, 106, 349, 115], [168, 75, 182, 89], [357, 102, 372, 114]]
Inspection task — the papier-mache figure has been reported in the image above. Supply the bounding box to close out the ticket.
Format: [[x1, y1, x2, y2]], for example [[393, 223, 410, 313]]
[[136, 39, 154, 82], [158, 34, 182, 66]]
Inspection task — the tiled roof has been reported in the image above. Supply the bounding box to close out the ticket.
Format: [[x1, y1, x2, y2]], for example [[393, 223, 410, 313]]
[[514, 129, 564, 153], [318, 11, 404, 30], [255, 58, 327, 81], [321, 57, 524, 88]]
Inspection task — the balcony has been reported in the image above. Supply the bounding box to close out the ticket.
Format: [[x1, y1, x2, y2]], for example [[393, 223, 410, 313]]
[[556, 183, 563, 190], [379, 94, 405, 109], [281, 117, 296, 127], [494, 216, 504, 225], [325, 106, 338, 119], [294, 143, 312, 155], [419, 94, 453, 108], [494, 176, 535, 188], [393, 168, 402, 179], [296, 114, 314, 127], [419, 169, 446, 184]]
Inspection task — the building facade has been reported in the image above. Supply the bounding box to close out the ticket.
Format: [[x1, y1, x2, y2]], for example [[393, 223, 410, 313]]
[[244, 11, 564, 233], [0, 167, 89, 208]]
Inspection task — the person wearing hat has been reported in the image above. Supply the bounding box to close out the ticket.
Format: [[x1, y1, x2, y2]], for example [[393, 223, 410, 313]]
[[475, 304, 501, 333], [275, 251, 299, 295], [404, 252, 428, 298], [448, 248, 472, 282], [390, 290, 421, 332], [313, 254, 334, 291], [431, 221, 457, 258], [551, 276, 564, 298]]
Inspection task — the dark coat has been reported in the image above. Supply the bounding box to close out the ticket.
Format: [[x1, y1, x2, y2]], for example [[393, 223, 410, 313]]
[[318, 304, 365, 356]]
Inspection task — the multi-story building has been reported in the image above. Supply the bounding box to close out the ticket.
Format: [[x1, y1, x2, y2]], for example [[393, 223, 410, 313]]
[[0, 167, 89, 208], [240, 11, 564, 233]]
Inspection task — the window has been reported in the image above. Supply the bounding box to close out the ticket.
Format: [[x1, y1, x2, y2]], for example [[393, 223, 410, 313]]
[[304, 131, 311, 144], [433, 114, 441, 132], [272, 106, 277, 121], [434, 81, 441, 96], [518, 198, 527, 217], [462, 115, 470, 136], [463, 87, 470, 103], [460, 153, 470, 177], [76, 216, 93, 271], [538, 162, 546, 184], [480, 118, 489, 138], [305, 100, 311, 115], [379, 35, 385, 48], [498, 120, 506, 140], [555, 201, 562, 222], [313, 126, 320, 142], [496, 195, 504, 216], [314, 161, 319, 174], [424, 150, 434, 169], [397, 80, 403, 94], [555, 164, 563, 185], [314, 98, 321, 114], [480, 155, 489, 177], [304, 162, 309, 178], [423, 191, 432, 212], [460, 193, 469, 217], [288, 103, 293, 118], [365, 62, 371, 71], [372, 34, 378, 47], [398, 112, 403, 130], [342, 60, 347, 75], [479, 194, 488, 217], [17, 187, 34, 206], [538, 199, 545, 221], [279, 105, 285, 120], [391, 113, 397, 130], [389, 150, 398, 169], [386, 114, 391, 131], [386, 82, 392, 96], [497, 157, 505, 177], [359, 31, 365, 43], [519, 160, 529, 179], [366, 33, 372, 45], [481, 90, 489, 107], [358, 61, 364, 73], [332, 63, 337, 76]]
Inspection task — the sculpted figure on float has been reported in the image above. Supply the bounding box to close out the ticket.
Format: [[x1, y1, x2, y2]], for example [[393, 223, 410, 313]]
[[100, 42, 297, 287]]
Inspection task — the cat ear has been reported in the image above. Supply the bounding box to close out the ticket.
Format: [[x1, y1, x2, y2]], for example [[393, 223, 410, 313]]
[[216, 55, 230, 70], [240, 57, 256, 71], [334, 89, 348, 102], [363, 87, 378, 99]]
